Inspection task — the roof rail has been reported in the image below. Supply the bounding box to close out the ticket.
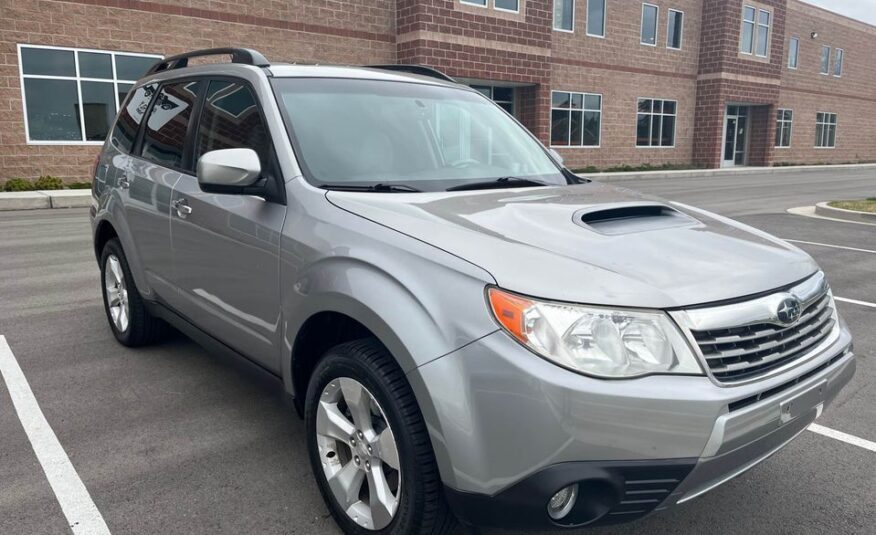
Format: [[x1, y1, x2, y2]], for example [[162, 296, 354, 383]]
[[366, 64, 456, 82], [147, 47, 270, 75]]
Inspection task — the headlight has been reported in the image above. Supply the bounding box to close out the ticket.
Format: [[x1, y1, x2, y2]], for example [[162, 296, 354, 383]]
[[487, 287, 703, 379]]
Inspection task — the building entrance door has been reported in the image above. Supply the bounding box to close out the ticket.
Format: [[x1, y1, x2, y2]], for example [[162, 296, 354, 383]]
[[723, 105, 749, 167]]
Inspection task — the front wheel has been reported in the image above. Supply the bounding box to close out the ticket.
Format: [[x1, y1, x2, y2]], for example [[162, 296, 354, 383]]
[[304, 339, 455, 535]]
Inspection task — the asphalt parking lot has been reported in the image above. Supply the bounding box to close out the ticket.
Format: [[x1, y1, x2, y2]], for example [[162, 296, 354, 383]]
[[1, 168, 874, 534]]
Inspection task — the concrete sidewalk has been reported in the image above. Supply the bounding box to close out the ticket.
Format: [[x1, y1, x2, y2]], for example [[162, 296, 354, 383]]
[[0, 189, 91, 211], [583, 162, 876, 181]]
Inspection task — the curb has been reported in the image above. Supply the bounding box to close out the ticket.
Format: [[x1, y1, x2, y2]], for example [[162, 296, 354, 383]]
[[0, 190, 91, 211], [582, 163, 876, 181], [815, 202, 876, 224]]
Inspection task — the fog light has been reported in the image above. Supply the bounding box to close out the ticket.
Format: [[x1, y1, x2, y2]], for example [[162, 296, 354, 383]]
[[547, 484, 578, 520]]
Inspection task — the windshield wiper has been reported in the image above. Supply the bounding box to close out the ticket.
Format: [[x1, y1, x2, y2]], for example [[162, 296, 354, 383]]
[[319, 183, 422, 193], [445, 176, 550, 192]]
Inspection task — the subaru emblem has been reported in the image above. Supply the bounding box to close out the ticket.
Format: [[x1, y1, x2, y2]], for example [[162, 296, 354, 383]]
[[776, 296, 802, 325]]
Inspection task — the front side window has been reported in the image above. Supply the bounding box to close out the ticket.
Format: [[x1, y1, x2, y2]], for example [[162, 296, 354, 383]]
[[815, 112, 837, 148], [140, 81, 203, 170], [587, 0, 606, 37], [272, 78, 565, 191], [554, 0, 574, 31], [641, 4, 658, 46], [197, 80, 272, 172], [834, 48, 844, 77], [788, 37, 799, 69], [637, 98, 677, 147], [740, 6, 770, 56], [775, 109, 792, 148], [820, 46, 831, 74], [667, 9, 684, 49], [551, 91, 602, 147], [18, 45, 161, 143]]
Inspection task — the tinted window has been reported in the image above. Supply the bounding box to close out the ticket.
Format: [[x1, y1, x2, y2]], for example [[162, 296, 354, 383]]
[[110, 83, 157, 153], [197, 80, 272, 172], [23, 78, 80, 141], [141, 81, 202, 169]]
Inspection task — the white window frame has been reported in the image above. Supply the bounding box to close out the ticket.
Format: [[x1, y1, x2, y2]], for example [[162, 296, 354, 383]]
[[17, 43, 162, 146], [775, 108, 793, 148], [460, 0, 488, 8], [820, 45, 831, 75], [754, 8, 771, 57], [833, 48, 844, 77], [549, 90, 603, 149], [586, 0, 607, 38], [636, 97, 677, 149], [788, 37, 799, 69], [666, 9, 684, 50], [640, 3, 659, 47], [494, 0, 520, 14], [553, 0, 575, 33], [740, 5, 756, 55], [815, 112, 837, 149]]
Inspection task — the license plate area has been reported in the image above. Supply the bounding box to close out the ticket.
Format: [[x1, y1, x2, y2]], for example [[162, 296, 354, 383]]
[[780, 380, 827, 424]]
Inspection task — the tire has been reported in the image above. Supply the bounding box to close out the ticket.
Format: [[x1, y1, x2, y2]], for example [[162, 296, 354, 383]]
[[305, 338, 456, 535], [99, 238, 168, 346]]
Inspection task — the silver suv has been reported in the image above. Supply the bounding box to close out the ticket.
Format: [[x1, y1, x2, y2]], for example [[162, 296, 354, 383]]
[[91, 48, 855, 533]]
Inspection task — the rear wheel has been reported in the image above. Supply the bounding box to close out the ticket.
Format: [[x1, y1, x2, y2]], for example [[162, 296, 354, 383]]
[[305, 339, 455, 535], [100, 238, 167, 346]]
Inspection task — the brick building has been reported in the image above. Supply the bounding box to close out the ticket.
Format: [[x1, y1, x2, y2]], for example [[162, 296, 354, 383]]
[[1, 0, 874, 182]]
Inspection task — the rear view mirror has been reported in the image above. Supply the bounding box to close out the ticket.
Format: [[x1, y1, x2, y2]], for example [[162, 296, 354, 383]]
[[197, 148, 262, 194]]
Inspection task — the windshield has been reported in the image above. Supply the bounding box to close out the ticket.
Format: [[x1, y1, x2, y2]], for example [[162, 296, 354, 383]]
[[272, 78, 567, 191]]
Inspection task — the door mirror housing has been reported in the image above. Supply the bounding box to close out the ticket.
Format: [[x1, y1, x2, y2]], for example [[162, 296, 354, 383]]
[[548, 148, 564, 167], [197, 148, 262, 194]]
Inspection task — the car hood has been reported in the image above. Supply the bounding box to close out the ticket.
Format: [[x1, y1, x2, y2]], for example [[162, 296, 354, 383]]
[[326, 181, 818, 308]]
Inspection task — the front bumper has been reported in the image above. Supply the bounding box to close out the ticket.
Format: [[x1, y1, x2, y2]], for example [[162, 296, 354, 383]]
[[408, 323, 854, 529]]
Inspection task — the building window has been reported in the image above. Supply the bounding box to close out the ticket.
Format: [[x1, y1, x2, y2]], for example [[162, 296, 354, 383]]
[[740, 6, 770, 57], [641, 4, 659, 46], [495, 0, 519, 12], [637, 98, 676, 147], [587, 0, 606, 37], [834, 48, 844, 77], [462, 0, 518, 12], [18, 44, 161, 144], [551, 91, 602, 147], [667, 9, 684, 50], [820, 46, 830, 74], [788, 37, 799, 69], [775, 109, 793, 148], [554, 0, 574, 31], [471, 85, 515, 115], [815, 112, 837, 148]]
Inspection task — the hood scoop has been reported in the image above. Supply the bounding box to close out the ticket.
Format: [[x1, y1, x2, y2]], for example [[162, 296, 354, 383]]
[[573, 202, 699, 235]]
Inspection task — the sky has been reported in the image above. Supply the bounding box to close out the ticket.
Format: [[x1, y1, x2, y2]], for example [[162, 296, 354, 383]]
[[801, 0, 876, 26]]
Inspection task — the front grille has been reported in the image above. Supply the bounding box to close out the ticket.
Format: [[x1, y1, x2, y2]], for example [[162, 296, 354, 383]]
[[690, 288, 836, 383]]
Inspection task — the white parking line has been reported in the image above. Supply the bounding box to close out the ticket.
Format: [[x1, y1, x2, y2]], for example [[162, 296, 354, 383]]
[[0, 336, 111, 535], [783, 239, 876, 255], [834, 296, 876, 309], [809, 424, 876, 453]]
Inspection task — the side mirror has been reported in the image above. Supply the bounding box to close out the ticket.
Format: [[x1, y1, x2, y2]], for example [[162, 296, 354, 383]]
[[548, 148, 564, 167], [197, 148, 262, 194]]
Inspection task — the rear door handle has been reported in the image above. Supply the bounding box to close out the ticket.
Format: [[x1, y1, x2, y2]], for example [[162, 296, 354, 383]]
[[171, 198, 192, 218], [118, 175, 131, 189]]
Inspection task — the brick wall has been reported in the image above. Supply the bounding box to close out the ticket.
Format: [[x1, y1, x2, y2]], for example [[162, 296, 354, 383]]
[[0, 0, 395, 182]]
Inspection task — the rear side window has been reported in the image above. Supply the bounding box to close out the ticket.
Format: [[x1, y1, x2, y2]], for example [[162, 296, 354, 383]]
[[197, 80, 272, 172], [109, 83, 157, 154], [141, 81, 203, 170]]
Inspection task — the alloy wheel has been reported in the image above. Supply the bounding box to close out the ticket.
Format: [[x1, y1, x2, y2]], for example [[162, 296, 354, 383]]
[[315, 377, 401, 530], [104, 254, 129, 333]]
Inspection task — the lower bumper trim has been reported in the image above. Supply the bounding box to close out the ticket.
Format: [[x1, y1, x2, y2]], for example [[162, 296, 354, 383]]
[[444, 459, 696, 530]]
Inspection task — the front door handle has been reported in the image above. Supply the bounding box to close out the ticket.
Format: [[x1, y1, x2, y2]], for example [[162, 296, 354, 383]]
[[118, 176, 131, 189], [171, 198, 192, 219]]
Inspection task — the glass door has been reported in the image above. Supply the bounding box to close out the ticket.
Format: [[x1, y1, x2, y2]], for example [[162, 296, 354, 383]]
[[722, 106, 749, 167]]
